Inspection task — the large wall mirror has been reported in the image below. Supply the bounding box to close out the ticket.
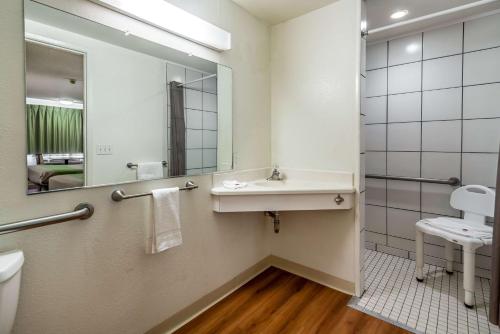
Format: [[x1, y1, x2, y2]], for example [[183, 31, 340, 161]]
[[24, 0, 233, 194]]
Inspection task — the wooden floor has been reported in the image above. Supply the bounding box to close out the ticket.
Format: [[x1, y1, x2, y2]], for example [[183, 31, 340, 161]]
[[175, 267, 409, 334]]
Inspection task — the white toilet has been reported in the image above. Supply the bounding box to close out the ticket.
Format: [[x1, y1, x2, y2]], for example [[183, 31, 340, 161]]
[[0, 250, 24, 334]]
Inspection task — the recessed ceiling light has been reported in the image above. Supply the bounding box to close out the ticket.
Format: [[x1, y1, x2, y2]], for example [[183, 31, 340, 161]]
[[390, 9, 409, 20]]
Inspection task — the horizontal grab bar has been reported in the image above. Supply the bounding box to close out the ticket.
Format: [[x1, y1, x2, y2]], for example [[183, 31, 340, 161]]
[[0, 203, 94, 235], [111, 181, 198, 202], [127, 161, 168, 169], [365, 174, 460, 186]]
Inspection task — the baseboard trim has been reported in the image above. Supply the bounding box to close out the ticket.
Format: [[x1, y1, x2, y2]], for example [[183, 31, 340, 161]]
[[146, 256, 354, 333], [268, 255, 355, 295]]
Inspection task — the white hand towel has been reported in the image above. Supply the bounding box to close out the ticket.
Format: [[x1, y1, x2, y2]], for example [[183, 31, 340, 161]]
[[223, 180, 248, 189], [137, 162, 163, 180], [146, 188, 182, 254]]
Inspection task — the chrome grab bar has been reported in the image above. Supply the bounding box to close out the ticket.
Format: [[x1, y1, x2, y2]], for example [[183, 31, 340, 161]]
[[111, 181, 198, 202], [0, 203, 94, 235], [366, 174, 460, 186], [127, 161, 167, 169]]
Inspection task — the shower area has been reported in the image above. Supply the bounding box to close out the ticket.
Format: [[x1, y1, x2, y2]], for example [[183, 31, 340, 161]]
[[355, 6, 500, 334]]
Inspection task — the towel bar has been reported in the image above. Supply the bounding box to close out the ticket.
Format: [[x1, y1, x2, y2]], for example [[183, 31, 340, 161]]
[[111, 181, 198, 202], [0, 203, 94, 234], [127, 161, 168, 169]]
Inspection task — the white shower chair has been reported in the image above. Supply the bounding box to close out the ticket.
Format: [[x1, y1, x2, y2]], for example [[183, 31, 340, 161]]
[[415, 185, 496, 308]]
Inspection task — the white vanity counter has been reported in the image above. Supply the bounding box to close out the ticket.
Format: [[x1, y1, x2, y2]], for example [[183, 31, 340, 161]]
[[211, 168, 355, 212]]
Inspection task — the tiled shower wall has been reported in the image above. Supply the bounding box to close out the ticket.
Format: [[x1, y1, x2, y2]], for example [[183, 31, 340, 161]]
[[166, 62, 218, 176], [364, 13, 500, 278]]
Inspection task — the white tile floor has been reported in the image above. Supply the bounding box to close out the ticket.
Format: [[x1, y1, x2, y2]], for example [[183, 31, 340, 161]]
[[350, 250, 500, 334]]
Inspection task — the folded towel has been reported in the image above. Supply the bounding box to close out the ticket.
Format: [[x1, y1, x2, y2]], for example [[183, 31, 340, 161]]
[[137, 162, 163, 180], [146, 188, 182, 254], [223, 180, 248, 189], [424, 217, 492, 240]]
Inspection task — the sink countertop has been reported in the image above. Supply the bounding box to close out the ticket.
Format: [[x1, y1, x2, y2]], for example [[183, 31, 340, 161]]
[[211, 179, 355, 196]]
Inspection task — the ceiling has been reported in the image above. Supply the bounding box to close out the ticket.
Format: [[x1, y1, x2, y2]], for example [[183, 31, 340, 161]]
[[25, 41, 84, 102], [231, 0, 339, 25], [366, 0, 490, 30]]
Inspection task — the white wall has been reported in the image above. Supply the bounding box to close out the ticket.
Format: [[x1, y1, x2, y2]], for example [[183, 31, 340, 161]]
[[0, 1, 271, 333], [270, 0, 361, 287]]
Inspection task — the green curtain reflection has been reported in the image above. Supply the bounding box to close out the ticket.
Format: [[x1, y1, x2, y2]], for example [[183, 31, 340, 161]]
[[26, 104, 83, 154]]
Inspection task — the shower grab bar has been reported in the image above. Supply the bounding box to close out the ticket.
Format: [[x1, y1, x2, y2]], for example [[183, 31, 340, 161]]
[[127, 161, 168, 169], [0, 203, 94, 235], [111, 181, 198, 202], [366, 174, 460, 186]]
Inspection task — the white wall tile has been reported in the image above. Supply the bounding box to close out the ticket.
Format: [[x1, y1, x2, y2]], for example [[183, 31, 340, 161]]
[[203, 76, 217, 94], [422, 88, 461, 121], [365, 124, 386, 151], [388, 123, 421, 151], [423, 23, 463, 59], [366, 178, 386, 206], [360, 154, 366, 191], [202, 130, 217, 149], [388, 92, 421, 123], [388, 62, 421, 94], [186, 109, 202, 129], [366, 231, 386, 245], [203, 111, 217, 130], [366, 152, 386, 175], [186, 149, 202, 169], [203, 92, 217, 112], [361, 38, 367, 77], [387, 180, 420, 211], [367, 68, 387, 97], [366, 205, 387, 234], [421, 183, 459, 216], [167, 63, 185, 84], [387, 152, 420, 177], [365, 96, 387, 124], [463, 83, 500, 119], [462, 153, 499, 187], [464, 47, 500, 86], [389, 34, 422, 66], [421, 152, 461, 180], [360, 117, 366, 154], [186, 89, 202, 110], [186, 168, 202, 176], [463, 118, 500, 153], [203, 167, 217, 174], [186, 69, 203, 90], [422, 121, 461, 152], [423, 55, 462, 90], [464, 13, 500, 52], [203, 149, 217, 167], [365, 241, 376, 251], [376, 244, 409, 258], [367, 42, 387, 70], [387, 208, 421, 240], [186, 129, 202, 149]]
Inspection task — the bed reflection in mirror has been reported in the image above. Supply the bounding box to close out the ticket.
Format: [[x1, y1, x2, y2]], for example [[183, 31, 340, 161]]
[[24, 0, 232, 194]]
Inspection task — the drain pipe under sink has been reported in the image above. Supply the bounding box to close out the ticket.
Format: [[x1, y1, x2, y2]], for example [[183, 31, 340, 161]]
[[265, 211, 280, 233]]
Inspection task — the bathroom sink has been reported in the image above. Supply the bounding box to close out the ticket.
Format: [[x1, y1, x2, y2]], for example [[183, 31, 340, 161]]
[[211, 169, 355, 213], [252, 180, 286, 187]]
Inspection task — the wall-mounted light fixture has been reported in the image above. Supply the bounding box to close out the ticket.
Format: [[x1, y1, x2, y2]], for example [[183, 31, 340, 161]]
[[90, 0, 232, 51]]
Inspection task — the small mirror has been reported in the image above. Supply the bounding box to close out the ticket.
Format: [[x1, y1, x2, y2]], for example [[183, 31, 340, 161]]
[[24, 0, 232, 194]]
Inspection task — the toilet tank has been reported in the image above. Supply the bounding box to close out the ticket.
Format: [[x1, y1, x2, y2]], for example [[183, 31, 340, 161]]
[[0, 251, 24, 334]]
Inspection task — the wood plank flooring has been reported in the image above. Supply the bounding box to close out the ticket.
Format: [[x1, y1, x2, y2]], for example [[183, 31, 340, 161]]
[[175, 267, 409, 334]]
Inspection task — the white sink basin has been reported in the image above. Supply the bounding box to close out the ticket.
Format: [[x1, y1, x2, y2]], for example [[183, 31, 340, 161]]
[[211, 173, 355, 213]]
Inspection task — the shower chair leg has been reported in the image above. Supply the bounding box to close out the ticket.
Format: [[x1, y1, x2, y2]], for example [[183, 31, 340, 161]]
[[445, 241, 454, 274], [416, 229, 424, 282]]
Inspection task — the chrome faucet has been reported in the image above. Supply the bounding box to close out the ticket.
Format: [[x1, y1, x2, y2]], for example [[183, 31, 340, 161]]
[[267, 166, 283, 181]]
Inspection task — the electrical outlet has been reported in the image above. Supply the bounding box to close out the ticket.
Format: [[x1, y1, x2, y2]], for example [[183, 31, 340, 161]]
[[96, 144, 113, 155]]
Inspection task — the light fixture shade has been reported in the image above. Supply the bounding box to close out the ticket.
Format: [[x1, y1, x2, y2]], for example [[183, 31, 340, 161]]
[[91, 0, 232, 51]]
